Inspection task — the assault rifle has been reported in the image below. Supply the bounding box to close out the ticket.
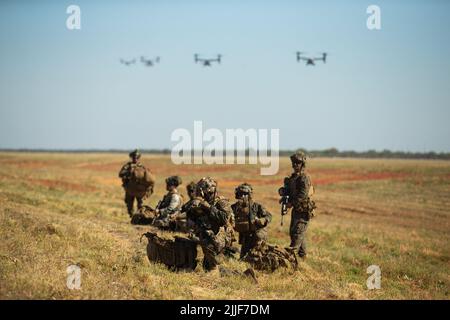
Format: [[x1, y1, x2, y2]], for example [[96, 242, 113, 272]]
[[150, 200, 162, 225], [278, 179, 290, 226]]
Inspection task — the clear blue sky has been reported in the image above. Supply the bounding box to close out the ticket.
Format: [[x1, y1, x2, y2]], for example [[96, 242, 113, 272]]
[[0, 0, 449, 152]]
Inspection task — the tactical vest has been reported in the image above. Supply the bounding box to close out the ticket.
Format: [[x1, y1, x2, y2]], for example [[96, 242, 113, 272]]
[[159, 191, 183, 212], [286, 172, 316, 217], [233, 201, 256, 233]]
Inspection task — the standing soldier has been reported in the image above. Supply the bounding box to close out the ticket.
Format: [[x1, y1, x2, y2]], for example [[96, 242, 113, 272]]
[[232, 183, 272, 258], [184, 177, 235, 272], [118, 149, 155, 217], [279, 151, 316, 258], [153, 176, 184, 229]]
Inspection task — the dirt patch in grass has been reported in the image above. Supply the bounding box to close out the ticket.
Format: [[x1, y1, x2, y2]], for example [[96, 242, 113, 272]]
[[313, 172, 411, 186], [218, 178, 280, 188], [0, 159, 63, 169], [76, 162, 125, 172], [173, 165, 239, 174], [28, 178, 96, 193], [94, 177, 122, 187]]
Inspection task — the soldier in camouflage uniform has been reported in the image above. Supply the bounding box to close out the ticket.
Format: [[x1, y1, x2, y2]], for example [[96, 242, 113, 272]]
[[185, 181, 197, 203], [184, 177, 235, 272], [174, 181, 197, 232], [279, 151, 316, 258], [118, 149, 154, 217], [153, 176, 183, 230], [231, 183, 272, 259]]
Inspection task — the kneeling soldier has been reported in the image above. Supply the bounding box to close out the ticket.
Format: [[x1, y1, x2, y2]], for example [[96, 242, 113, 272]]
[[174, 181, 198, 232], [232, 183, 272, 258], [184, 177, 235, 272], [153, 176, 183, 229]]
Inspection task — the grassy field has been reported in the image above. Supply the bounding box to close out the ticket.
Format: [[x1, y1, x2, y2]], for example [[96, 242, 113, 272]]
[[0, 152, 449, 299]]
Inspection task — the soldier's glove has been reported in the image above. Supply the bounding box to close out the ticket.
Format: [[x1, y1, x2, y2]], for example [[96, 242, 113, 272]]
[[205, 230, 215, 238], [187, 199, 206, 218], [190, 198, 203, 208], [199, 200, 211, 211]]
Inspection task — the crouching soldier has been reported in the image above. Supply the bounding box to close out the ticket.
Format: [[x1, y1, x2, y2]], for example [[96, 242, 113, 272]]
[[173, 181, 197, 232], [232, 183, 272, 259], [184, 177, 235, 272], [279, 151, 316, 258], [118, 149, 155, 217], [153, 176, 183, 229]]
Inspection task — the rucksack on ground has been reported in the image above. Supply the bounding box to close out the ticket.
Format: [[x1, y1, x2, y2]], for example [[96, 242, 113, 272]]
[[143, 232, 198, 271], [243, 241, 298, 272], [131, 205, 156, 225]]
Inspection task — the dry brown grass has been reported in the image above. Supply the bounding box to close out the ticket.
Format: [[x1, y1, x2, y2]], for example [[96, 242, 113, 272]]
[[0, 153, 449, 299]]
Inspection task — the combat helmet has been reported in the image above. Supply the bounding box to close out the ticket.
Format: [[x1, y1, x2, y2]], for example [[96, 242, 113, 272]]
[[196, 177, 218, 198], [129, 149, 141, 159], [235, 183, 253, 198], [290, 151, 307, 165]]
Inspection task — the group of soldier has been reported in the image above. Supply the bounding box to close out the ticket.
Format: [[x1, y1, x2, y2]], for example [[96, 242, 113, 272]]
[[118, 149, 316, 273]]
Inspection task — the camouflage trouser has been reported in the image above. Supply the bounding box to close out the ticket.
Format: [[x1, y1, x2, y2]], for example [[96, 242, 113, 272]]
[[289, 211, 309, 257], [239, 228, 268, 259], [199, 227, 228, 271], [171, 212, 188, 232], [124, 192, 144, 217]]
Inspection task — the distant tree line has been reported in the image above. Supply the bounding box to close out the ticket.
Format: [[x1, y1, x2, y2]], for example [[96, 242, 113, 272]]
[[279, 148, 450, 160], [1, 147, 449, 160]]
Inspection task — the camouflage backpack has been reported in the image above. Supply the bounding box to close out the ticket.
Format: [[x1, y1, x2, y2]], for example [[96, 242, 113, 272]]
[[127, 165, 155, 194], [131, 205, 156, 225], [243, 241, 298, 272], [143, 232, 198, 271]]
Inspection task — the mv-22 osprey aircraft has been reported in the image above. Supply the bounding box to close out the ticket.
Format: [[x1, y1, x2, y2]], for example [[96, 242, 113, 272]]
[[296, 52, 328, 66], [194, 54, 222, 67]]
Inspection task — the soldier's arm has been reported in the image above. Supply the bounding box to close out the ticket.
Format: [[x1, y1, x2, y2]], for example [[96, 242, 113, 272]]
[[257, 203, 272, 223], [159, 194, 182, 216], [118, 163, 130, 178], [209, 199, 232, 226]]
